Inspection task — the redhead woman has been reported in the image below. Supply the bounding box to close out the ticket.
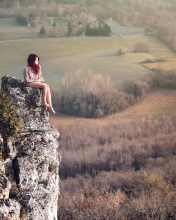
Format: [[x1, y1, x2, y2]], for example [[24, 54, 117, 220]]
[[23, 54, 55, 113]]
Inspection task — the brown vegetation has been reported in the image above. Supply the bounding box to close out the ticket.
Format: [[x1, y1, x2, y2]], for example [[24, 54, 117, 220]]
[[49, 87, 176, 128], [52, 68, 176, 119], [85, 20, 111, 36], [123, 80, 149, 98], [134, 42, 150, 53], [141, 57, 168, 64], [57, 113, 176, 219], [40, 25, 47, 35], [149, 68, 176, 89], [118, 48, 126, 55], [2, 0, 176, 52], [52, 72, 139, 118]]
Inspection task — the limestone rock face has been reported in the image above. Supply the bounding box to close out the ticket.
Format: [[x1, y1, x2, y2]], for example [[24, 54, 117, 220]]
[[0, 76, 60, 220], [0, 174, 11, 199], [0, 163, 21, 220], [0, 198, 21, 220]]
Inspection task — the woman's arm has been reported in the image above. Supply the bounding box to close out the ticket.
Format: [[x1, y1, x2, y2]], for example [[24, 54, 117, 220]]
[[39, 65, 45, 83]]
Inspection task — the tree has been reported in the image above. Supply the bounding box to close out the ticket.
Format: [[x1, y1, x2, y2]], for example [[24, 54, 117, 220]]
[[28, 12, 36, 25], [0, 89, 21, 159], [16, 15, 28, 26], [50, 17, 53, 26], [40, 25, 47, 35], [67, 21, 72, 36], [134, 42, 150, 53], [53, 20, 56, 29], [86, 0, 94, 5], [3, 0, 7, 8], [13, 0, 20, 9], [4, 0, 12, 8]]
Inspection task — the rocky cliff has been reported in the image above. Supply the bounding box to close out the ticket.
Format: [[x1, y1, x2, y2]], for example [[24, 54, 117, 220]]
[[0, 76, 60, 220]]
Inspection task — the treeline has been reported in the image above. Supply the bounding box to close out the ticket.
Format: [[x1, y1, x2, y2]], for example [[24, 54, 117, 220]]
[[2, 0, 176, 51], [109, 0, 176, 52], [2, 0, 176, 52], [0, 0, 77, 8], [52, 72, 149, 118], [57, 113, 176, 219], [149, 68, 176, 89]]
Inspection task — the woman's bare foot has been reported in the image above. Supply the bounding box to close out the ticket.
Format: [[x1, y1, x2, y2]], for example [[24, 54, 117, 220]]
[[43, 103, 51, 108], [48, 106, 56, 114]]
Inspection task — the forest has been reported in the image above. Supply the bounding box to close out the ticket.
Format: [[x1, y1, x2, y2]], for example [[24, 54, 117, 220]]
[[1, 0, 176, 51]]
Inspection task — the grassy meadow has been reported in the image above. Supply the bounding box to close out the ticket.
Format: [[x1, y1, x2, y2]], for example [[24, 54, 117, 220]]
[[0, 18, 154, 89], [0, 18, 37, 40], [124, 33, 176, 71], [1, 19, 176, 91], [0, 37, 151, 89]]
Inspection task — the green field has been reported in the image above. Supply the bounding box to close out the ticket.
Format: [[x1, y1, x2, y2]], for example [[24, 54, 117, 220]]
[[124, 33, 176, 70], [0, 18, 37, 40], [1, 19, 176, 90], [0, 37, 153, 89]]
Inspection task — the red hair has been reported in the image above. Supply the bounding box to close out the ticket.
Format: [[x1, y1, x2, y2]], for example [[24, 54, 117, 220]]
[[27, 54, 40, 75]]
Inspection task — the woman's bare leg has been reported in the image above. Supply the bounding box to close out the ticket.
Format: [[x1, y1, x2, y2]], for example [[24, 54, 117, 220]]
[[46, 85, 52, 106], [26, 82, 50, 107], [46, 85, 55, 113]]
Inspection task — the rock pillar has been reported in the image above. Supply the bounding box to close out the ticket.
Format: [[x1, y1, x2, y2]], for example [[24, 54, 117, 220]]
[[1, 76, 60, 220]]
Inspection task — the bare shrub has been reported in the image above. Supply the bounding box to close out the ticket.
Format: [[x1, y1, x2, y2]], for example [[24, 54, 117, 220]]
[[121, 192, 170, 220], [164, 159, 176, 185], [57, 113, 176, 218], [85, 21, 112, 36], [141, 57, 168, 64], [16, 14, 28, 26], [28, 12, 36, 25], [149, 68, 176, 89], [139, 172, 170, 194], [121, 172, 174, 219], [40, 25, 47, 35], [67, 12, 98, 36], [134, 42, 150, 53], [31, 20, 37, 28], [58, 189, 126, 220], [117, 48, 126, 55], [47, 29, 57, 38], [58, 114, 176, 180], [123, 80, 150, 98], [54, 72, 135, 117]]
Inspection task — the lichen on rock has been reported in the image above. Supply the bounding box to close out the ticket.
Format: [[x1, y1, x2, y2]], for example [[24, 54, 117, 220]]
[[0, 75, 60, 220]]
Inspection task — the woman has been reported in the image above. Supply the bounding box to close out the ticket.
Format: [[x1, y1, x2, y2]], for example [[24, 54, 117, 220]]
[[23, 54, 55, 113]]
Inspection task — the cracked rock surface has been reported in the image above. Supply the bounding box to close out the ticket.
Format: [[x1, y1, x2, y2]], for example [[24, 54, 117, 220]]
[[0, 76, 60, 220]]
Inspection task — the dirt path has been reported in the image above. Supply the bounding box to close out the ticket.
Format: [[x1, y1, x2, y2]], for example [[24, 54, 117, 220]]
[[49, 88, 176, 127]]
